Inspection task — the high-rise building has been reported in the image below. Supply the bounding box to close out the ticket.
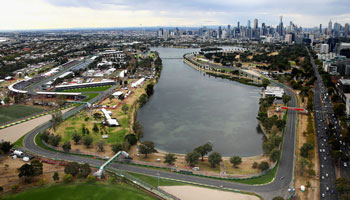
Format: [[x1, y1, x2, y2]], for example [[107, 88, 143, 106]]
[[247, 20, 251, 28], [237, 21, 240, 28], [227, 24, 231, 38], [320, 44, 329, 54], [328, 20, 332, 36], [345, 23, 350, 37], [158, 28, 163, 38], [217, 26, 222, 39], [254, 18, 258, 30], [278, 16, 284, 36], [319, 24, 322, 34]]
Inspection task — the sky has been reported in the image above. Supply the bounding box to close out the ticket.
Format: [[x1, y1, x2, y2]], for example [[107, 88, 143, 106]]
[[0, 0, 350, 30]]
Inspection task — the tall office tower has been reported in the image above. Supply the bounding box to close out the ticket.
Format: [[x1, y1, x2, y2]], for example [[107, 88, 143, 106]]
[[279, 16, 284, 36], [261, 22, 266, 35], [237, 21, 240, 28], [345, 23, 349, 37], [227, 24, 231, 38], [254, 18, 258, 30], [217, 26, 222, 39], [158, 28, 163, 37], [328, 20, 332, 36], [319, 24, 322, 34], [247, 20, 251, 28]]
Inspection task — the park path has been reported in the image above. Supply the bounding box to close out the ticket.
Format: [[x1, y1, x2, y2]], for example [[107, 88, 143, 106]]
[[0, 108, 73, 143]]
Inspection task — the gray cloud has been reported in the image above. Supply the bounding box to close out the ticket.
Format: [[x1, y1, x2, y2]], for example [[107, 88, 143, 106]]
[[44, 0, 350, 27]]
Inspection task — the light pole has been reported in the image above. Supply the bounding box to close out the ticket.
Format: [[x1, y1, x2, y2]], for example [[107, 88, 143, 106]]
[[156, 173, 160, 189]]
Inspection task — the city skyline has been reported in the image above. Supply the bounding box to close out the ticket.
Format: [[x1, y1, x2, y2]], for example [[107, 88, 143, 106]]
[[1, 0, 350, 30]]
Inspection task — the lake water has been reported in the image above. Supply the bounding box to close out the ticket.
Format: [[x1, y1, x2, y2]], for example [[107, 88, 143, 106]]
[[137, 47, 263, 157]]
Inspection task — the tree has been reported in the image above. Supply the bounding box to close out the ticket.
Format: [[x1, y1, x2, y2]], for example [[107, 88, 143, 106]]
[[18, 164, 35, 182], [96, 140, 105, 152], [111, 143, 123, 154], [164, 153, 177, 165], [79, 163, 91, 178], [53, 172, 59, 182], [269, 149, 280, 162], [93, 112, 102, 119], [252, 162, 258, 169], [258, 161, 270, 171], [51, 111, 63, 132], [82, 135, 93, 148], [194, 142, 213, 161], [137, 94, 148, 107], [334, 103, 346, 117], [262, 78, 270, 89], [0, 186, 3, 194], [282, 94, 291, 105], [125, 134, 137, 145], [230, 156, 242, 168], [145, 83, 154, 97], [0, 141, 13, 153], [63, 174, 73, 183], [93, 124, 99, 133], [208, 152, 222, 168], [299, 158, 309, 176], [300, 142, 314, 158], [48, 134, 61, 147], [133, 121, 143, 138], [31, 159, 43, 176], [39, 131, 50, 143], [4, 96, 10, 104], [55, 95, 66, 106], [62, 141, 71, 152], [138, 141, 157, 158], [64, 162, 80, 176], [72, 131, 81, 144], [122, 104, 129, 114], [185, 151, 200, 167]]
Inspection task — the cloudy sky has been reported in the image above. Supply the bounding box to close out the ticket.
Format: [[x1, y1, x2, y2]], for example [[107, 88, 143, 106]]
[[1, 0, 349, 30]]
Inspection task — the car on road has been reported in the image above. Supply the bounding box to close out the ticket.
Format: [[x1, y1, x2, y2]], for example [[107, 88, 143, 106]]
[[344, 162, 347, 167]]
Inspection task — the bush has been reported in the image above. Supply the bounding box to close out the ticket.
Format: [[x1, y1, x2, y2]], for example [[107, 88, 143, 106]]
[[258, 161, 270, 171], [39, 178, 46, 185], [252, 162, 258, 169], [64, 162, 80, 176], [82, 135, 93, 148], [11, 184, 19, 192], [63, 174, 73, 183], [86, 175, 96, 183], [111, 143, 123, 154]]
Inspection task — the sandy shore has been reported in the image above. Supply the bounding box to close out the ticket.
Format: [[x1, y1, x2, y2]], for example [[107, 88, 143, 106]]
[[160, 185, 260, 200], [0, 108, 73, 143]]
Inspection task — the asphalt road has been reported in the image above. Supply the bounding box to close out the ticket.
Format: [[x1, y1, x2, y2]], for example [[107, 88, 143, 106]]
[[21, 62, 298, 200], [307, 47, 339, 200]]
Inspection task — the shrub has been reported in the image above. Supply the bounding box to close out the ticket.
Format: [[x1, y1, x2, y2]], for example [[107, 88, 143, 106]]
[[252, 162, 258, 169], [63, 174, 73, 183], [86, 175, 96, 183]]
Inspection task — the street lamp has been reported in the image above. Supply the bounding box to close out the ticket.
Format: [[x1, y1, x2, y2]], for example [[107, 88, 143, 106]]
[[156, 173, 160, 188]]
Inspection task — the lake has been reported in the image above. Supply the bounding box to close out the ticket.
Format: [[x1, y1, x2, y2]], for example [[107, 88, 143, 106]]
[[138, 47, 263, 157]]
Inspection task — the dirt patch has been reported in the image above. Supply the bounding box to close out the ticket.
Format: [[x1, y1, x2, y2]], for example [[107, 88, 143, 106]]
[[160, 185, 260, 200], [0, 156, 65, 193], [294, 96, 319, 200]]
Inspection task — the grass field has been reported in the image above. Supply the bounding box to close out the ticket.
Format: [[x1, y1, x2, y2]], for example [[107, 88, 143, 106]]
[[3, 182, 156, 200], [83, 93, 99, 102], [0, 105, 44, 124], [62, 85, 112, 93], [127, 172, 186, 187]]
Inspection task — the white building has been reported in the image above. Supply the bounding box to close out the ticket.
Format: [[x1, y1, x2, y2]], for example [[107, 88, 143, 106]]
[[285, 34, 292, 44], [101, 108, 119, 127], [320, 44, 329, 54], [264, 86, 285, 98]]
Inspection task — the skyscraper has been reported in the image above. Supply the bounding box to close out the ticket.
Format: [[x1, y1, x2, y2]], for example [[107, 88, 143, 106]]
[[345, 23, 349, 37], [227, 24, 231, 38], [319, 24, 322, 34], [279, 16, 284, 36], [328, 20, 332, 36], [247, 20, 251, 28], [237, 21, 240, 28], [254, 18, 258, 30]]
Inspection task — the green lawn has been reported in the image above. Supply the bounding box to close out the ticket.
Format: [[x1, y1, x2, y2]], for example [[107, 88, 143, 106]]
[[0, 105, 44, 124], [62, 85, 112, 93], [127, 172, 186, 187], [83, 93, 99, 102], [3, 182, 156, 200]]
